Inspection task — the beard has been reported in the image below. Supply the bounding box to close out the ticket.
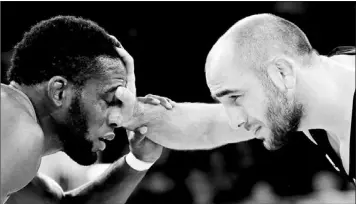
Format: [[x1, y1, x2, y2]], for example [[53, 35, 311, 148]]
[[57, 93, 97, 166], [263, 80, 304, 150]]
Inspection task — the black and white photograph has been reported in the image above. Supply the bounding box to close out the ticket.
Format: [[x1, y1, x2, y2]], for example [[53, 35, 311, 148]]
[[1, 1, 355, 204]]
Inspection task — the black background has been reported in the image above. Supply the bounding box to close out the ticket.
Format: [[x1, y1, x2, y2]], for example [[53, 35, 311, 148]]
[[1, 2, 355, 203]]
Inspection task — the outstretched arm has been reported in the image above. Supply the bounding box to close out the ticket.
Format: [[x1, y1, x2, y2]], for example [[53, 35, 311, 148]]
[[123, 101, 254, 150], [107, 37, 253, 151]]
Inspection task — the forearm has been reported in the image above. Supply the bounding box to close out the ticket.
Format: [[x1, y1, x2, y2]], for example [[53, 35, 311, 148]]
[[123, 102, 253, 150], [63, 156, 146, 204]]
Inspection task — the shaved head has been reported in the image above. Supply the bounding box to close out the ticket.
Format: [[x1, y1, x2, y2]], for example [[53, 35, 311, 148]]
[[206, 14, 308, 150], [207, 13, 314, 77]]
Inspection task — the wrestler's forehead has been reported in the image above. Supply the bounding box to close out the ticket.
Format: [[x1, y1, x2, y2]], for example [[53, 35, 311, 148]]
[[96, 56, 127, 77], [206, 45, 248, 88], [82, 57, 127, 95]]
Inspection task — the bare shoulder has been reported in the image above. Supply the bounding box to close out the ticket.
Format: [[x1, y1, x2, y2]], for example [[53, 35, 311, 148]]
[[1, 90, 43, 145], [1, 91, 44, 200], [5, 173, 64, 204], [1, 89, 42, 137]]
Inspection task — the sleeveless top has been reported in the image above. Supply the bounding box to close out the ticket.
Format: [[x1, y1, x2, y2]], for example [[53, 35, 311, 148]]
[[310, 46, 355, 185]]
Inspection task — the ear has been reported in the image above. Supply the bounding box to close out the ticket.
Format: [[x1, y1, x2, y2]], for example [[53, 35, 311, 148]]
[[47, 76, 71, 107], [266, 56, 297, 92]]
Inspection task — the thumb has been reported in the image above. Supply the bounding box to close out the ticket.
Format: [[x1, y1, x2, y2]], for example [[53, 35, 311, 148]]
[[115, 86, 136, 120], [115, 47, 136, 96], [128, 127, 147, 144]]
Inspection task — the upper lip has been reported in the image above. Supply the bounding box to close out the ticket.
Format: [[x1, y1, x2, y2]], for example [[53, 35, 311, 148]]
[[101, 132, 116, 141]]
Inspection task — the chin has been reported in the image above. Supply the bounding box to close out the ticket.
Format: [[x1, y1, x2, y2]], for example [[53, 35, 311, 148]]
[[263, 138, 285, 151], [68, 150, 98, 166], [62, 138, 98, 166], [262, 139, 272, 150]]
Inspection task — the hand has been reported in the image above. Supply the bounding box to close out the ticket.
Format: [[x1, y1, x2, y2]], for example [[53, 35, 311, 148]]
[[137, 94, 176, 110], [109, 87, 136, 126], [128, 126, 163, 163], [109, 35, 136, 96]]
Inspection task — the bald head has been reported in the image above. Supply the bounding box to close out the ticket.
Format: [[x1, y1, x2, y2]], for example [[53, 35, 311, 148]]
[[206, 13, 314, 76], [206, 14, 308, 150]]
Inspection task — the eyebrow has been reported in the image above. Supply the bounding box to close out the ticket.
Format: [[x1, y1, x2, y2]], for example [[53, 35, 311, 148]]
[[103, 84, 121, 94], [212, 89, 241, 100]]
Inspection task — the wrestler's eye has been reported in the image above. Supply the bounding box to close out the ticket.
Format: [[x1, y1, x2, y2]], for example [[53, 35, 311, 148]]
[[106, 95, 122, 107], [230, 95, 241, 100], [230, 95, 242, 103]]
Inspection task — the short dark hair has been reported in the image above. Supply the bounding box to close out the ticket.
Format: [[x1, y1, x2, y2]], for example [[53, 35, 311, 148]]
[[7, 15, 120, 86]]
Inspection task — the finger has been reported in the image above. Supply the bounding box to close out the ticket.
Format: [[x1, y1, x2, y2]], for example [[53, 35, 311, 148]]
[[115, 87, 136, 119], [114, 46, 136, 95], [159, 97, 173, 109], [108, 35, 122, 48], [128, 130, 145, 143], [138, 126, 148, 134], [167, 98, 176, 108], [146, 97, 161, 105], [128, 127, 147, 144], [127, 130, 135, 140], [145, 94, 171, 108], [137, 97, 160, 105], [146, 94, 171, 109], [149, 95, 172, 109], [114, 47, 134, 76]]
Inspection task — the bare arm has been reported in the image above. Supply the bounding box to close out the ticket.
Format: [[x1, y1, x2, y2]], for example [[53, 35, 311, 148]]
[[38, 152, 111, 191], [6, 157, 146, 204], [2, 88, 156, 204], [62, 156, 145, 204], [123, 102, 254, 150], [1, 101, 44, 204]]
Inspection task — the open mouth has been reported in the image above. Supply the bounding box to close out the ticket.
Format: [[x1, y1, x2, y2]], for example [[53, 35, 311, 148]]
[[101, 132, 116, 141], [98, 137, 106, 142]]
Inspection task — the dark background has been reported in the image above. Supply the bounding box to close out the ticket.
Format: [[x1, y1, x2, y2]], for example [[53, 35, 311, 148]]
[[1, 2, 355, 204]]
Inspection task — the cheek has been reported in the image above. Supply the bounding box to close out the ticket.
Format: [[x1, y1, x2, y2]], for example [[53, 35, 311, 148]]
[[93, 101, 108, 124], [243, 91, 269, 123], [84, 100, 108, 128]]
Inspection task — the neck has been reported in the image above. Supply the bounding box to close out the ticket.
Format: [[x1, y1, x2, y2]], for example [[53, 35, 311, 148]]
[[11, 81, 63, 155], [298, 56, 354, 146]]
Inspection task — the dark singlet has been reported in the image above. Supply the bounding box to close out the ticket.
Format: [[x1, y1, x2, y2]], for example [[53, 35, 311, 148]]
[[310, 46, 355, 185]]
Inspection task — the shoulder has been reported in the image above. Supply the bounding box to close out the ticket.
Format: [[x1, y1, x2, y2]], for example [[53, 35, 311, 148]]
[[6, 173, 64, 204], [1, 87, 43, 145], [1, 90, 44, 196], [1, 99, 44, 159], [32, 173, 64, 199]]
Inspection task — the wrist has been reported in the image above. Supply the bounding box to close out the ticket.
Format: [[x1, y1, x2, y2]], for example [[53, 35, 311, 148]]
[[125, 152, 154, 171]]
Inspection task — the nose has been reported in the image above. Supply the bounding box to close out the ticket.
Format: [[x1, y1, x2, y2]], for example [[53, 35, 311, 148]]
[[107, 108, 121, 128], [225, 105, 247, 129]]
